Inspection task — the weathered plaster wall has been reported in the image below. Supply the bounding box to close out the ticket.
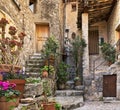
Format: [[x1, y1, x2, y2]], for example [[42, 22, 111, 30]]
[[66, 1, 78, 38], [107, 0, 120, 44], [92, 21, 108, 42]]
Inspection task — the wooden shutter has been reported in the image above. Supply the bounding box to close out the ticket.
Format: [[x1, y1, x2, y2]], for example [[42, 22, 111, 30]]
[[89, 30, 99, 55]]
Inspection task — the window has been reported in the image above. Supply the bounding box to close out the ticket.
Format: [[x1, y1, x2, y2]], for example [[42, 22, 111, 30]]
[[12, 0, 20, 10], [71, 32, 76, 39], [29, 0, 37, 13], [71, 3, 76, 11]]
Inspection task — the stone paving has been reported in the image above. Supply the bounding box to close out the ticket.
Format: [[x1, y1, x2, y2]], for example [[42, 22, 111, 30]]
[[74, 101, 120, 110]]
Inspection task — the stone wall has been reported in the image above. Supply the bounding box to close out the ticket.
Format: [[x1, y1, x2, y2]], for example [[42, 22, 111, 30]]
[[0, 0, 35, 66], [65, 1, 78, 38], [34, 0, 62, 40], [0, 0, 63, 65], [107, 0, 120, 44]]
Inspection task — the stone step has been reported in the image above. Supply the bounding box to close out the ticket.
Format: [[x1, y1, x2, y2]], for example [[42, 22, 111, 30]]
[[26, 72, 40, 77], [26, 60, 44, 64], [56, 90, 84, 96], [25, 64, 42, 69], [55, 96, 84, 110], [24, 83, 43, 98], [29, 55, 42, 59], [25, 68, 40, 72]]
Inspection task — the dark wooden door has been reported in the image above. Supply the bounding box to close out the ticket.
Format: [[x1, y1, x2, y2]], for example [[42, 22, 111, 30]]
[[103, 75, 116, 97], [89, 30, 99, 55]]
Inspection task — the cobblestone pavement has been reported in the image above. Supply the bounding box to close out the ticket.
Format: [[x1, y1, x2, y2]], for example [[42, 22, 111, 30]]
[[74, 101, 120, 110]]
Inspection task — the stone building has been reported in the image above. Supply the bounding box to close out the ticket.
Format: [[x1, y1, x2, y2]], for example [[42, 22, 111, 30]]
[[1, 0, 120, 100], [0, 0, 63, 64]]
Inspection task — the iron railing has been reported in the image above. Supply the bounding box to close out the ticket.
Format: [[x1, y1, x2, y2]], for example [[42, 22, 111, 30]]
[[92, 39, 120, 79]]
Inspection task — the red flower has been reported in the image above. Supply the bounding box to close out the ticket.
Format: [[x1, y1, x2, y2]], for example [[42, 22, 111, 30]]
[[0, 18, 9, 27], [9, 40, 17, 47], [9, 26, 17, 35], [18, 32, 26, 40]]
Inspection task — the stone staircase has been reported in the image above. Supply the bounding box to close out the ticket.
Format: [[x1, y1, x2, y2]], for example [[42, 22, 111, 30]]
[[24, 53, 44, 98], [55, 89, 84, 110], [25, 53, 44, 77]]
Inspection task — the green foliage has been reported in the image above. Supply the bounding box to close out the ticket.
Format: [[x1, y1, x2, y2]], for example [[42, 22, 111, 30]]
[[40, 65, 55, 76], [2, 71, 27, 80], [21, 106, 28, 110], [70, 36, 86, 75], [42, 79, 52, 103], [74, 76, 80, 81], [41, 36, 59, 58], [57, 62, 69, 84], [0, 88, 20, 98], [101, 42, 116, 63], [55, 103, 62, 110], [26, 77, 41, 83]]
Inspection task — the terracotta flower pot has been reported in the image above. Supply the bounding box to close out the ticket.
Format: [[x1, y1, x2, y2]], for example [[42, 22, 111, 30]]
[[42, 102, 55, 110], [42, 71, 48, 78], [8, 79, 26, 98], [0, 74, 3, 81], [0, 96, 19, 110]]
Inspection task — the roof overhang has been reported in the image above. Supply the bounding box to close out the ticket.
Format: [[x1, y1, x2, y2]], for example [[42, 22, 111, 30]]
[[77, 0, 117, 28]]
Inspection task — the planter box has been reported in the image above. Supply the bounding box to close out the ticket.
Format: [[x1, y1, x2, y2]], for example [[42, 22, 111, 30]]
[[0, 96, 19, 110], [42, 102, 55, 110], [8, 79, 26, 98]]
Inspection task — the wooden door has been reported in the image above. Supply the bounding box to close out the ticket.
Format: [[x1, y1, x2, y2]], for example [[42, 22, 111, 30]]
[[36, 24, 49, 52], [103, 75, 116, 97], [89, 30, 99, 55]]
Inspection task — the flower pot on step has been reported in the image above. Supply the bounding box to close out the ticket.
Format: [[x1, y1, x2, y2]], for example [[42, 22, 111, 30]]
[[42, 102, 55, 110], [8, 79, 26, 98], [0, 96, 19, 110]]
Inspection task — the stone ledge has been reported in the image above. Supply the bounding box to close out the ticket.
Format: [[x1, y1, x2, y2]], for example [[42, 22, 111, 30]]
[[55, 96, 84, 110]]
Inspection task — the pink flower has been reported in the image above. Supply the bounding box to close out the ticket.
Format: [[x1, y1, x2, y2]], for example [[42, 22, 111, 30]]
[[0, 81, 16, 90], [1, 81, 10, 90], [10, 83, 16, 88]]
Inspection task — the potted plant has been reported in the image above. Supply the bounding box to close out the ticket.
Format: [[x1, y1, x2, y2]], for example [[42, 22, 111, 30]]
[[74, 76, 81, 86], [100, 42, 116, 65], [41, 79, 56, 110], [41, 36, 59, 74], [40, 65, 55, 79], [0, 17, 26, 73], [0, 81, 20, 110], [57, 62, 69, 90], [70, 36, 86, 85], [0, 17, 26, 98], [0, 70, 27, 98]]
